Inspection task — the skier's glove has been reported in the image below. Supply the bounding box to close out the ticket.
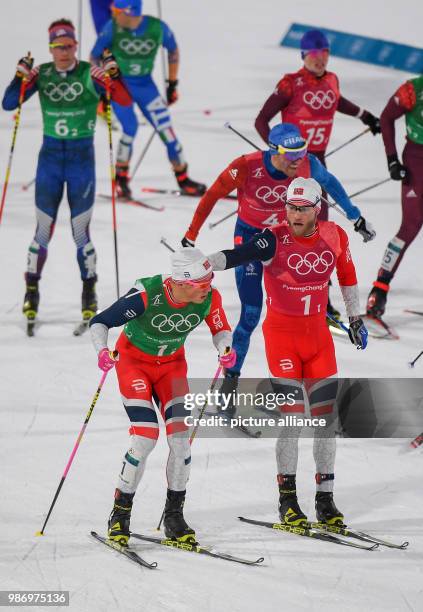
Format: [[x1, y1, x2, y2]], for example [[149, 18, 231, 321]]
[[181, 236, 195, 248], [354, 216, 376, 242], [101, 49, 120, 80], [219, 347, 237, 369], [166, 79, 178, 105], [16, 54, 33, 79], [348, 317, 368, 350], [387, 154, 407, 181], [361, 111, 381, 135], [98, 348, 119, 372]]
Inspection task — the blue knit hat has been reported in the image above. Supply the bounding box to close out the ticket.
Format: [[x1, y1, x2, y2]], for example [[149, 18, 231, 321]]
[[300, 29, 330, 58], [268, 123, 307, 158], [113, 0, 142, 17]]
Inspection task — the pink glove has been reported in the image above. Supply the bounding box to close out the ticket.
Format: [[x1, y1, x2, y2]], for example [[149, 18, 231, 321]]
[[98, 348, 119, 372], [219, 348, 237, 369]]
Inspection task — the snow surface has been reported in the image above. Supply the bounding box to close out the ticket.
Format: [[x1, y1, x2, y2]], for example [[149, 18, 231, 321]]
[[0, 1, 422, 611]]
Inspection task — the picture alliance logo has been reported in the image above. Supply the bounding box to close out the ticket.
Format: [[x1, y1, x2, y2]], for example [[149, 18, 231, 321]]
[[303, 90, 337, 110], [119, 38, 156, 55], [151, 313, 201, 333], [44, 82, 84, 102]]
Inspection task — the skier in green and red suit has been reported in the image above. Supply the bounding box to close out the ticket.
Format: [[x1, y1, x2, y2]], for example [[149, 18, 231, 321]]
[[2, 18, 131, 327], [367, 76, 423, 318], [89, 247, 235, 546]]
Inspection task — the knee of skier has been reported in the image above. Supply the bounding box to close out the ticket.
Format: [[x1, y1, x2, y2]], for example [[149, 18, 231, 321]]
[[128, 432, 158, 456], [240, 304, 262, 334]]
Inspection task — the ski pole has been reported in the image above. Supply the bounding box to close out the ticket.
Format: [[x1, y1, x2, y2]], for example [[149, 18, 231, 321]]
[[22, 177, 36, 191], [0, 61, 30, 227], [324, 128, 371, 159], [224, 121, 261, 151], [348, 178, 391, 199], [35, 368, 111, 536], [131, 130, 156, 180], [326, 312, 349, 334], [156, 0, 167, 94], [408, 350, 423, 368], [209, 209, 237, 229], [160, 236, 175, 253], [156, 364, 223, 531], [105, 76, 120, 298]]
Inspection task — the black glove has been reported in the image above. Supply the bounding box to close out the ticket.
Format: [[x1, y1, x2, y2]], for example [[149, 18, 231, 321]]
[[348, 317, 368, 350], [166, 79, 178, 105], [387, 154, 407, 181], [181, 236, 195, 247], [16, 54, 33, 79], [353, 216, 376, 243], [101, 49, 120, 80], [361, 111, 381, 135]]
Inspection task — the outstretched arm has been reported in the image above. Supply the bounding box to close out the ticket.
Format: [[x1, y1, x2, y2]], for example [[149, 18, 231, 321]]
[[208, 228, 276, 271]]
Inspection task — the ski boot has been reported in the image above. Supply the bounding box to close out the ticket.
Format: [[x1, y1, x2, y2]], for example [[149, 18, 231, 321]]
[[217, 373, 239, 418], [116, 162, 132, 199], [107, 489, 134, 547], [366, 282, 389, 318], [81, 278, 98, 322], [174, 164, 206, 196], [315, 491, 345, 526], [278, 475, 308, 526], [23, 280, 39, 335], [163, 489, 197, 543]]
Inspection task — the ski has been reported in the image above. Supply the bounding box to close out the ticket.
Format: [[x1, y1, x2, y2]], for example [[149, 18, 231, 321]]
[[98, 194, 164, 212], [130, 532, 264, 566], [310, 522, 408, 549], [238, 517, 378, 551], [404, 309, 423, 317], [360, 314, 399, 340], [91, 531, 158, 569], [141, 187, 237, 201]]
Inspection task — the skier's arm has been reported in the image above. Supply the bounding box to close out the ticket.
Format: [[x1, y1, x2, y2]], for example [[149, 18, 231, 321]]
[[309, 154, 361, 220], [161, 20, 179, 82], [184, 156, 249, 242], [204, 288, 233, 354], [335, 226, 360, 318], [255, 76, 293, 144], [89, 284, 147, 353], [380, 83, 414, 158], [90, 20, 114, 60], [208, 229, 276, 271], [90, 64, 132, 106], [2, 67, 39, 110], [337, 96, 380, 134]]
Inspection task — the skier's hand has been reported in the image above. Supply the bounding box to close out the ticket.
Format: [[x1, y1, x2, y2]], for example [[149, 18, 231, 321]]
[[98, 348, 119, 372], [181, 236, 195, 248], [348, 317, 368, 350], [219, 347, 237, 369], [387, 154, 407, 181], [166, 79, 178, 105], [361, 111, 381, 135], [16, 54, 33, 79], [354, 216, 376, 243], [101, 49, 120, 80]]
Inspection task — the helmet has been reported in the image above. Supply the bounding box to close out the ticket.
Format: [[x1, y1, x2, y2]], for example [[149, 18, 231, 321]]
[[286, 177, 322, 213], [300, 29, 330, 57], [171, 247, 213, 283], [113, 0, 143, 17], [268, 123, 307, 160]]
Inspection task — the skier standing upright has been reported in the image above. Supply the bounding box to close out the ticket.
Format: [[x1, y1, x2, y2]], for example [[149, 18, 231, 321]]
[[91, 0, 206, 199], [1, 18, 131, 331]]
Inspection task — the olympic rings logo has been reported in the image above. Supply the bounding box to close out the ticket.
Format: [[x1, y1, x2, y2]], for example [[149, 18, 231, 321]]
[[287, 251, 334, 275], [151, 313, 201, 333], [303, 90, 336, 110], [43, 82, 83, 102], [119, 38, 156, 55], [255, 185, 287, 204]]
